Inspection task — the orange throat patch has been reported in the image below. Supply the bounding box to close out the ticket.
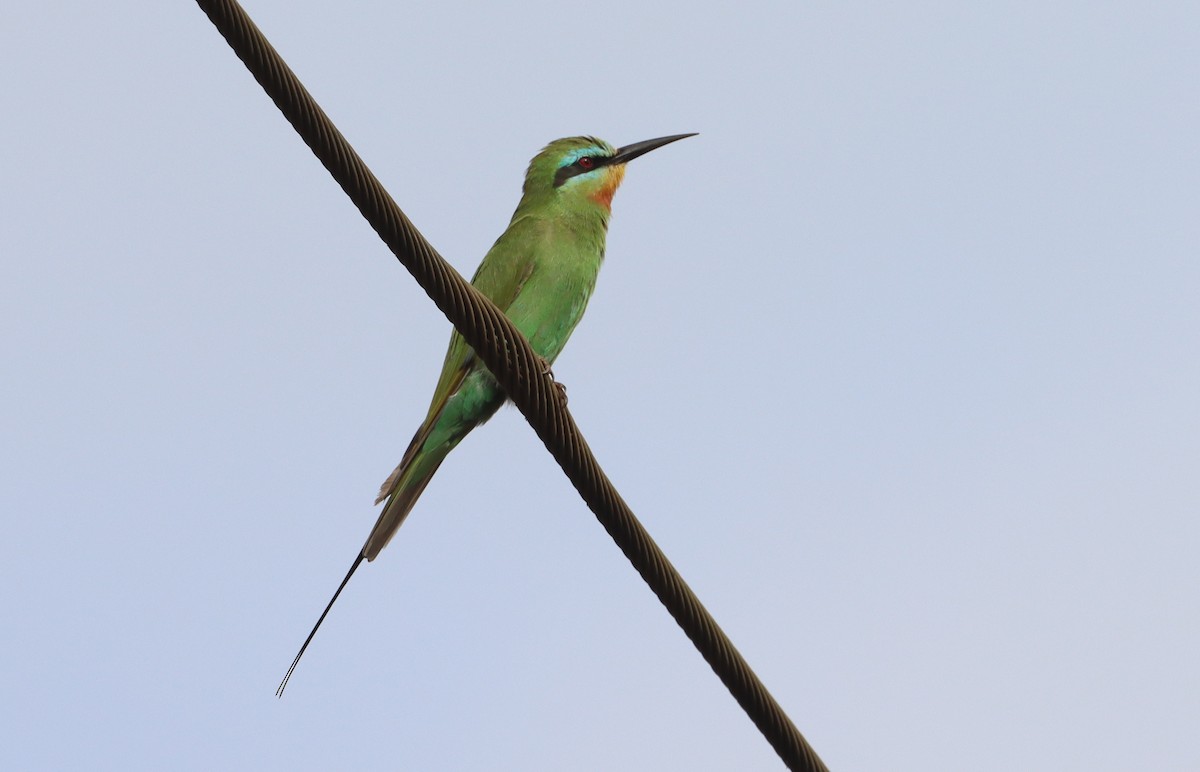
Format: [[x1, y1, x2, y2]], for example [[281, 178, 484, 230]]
[[589, 165, 626, 210]]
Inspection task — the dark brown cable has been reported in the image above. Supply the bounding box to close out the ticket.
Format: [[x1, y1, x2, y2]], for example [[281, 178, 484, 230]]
[[193, 2, 827, 769]]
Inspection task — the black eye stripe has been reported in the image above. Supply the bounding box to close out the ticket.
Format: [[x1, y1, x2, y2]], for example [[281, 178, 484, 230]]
[[553, 155, 609, 187]]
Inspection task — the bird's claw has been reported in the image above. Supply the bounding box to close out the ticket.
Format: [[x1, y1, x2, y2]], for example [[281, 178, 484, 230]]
[[538, 357, 569, 405]]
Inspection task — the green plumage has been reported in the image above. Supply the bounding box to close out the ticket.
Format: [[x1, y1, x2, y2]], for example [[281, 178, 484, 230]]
[[363, 136, 618, 560], [278, 133, 693, 695]]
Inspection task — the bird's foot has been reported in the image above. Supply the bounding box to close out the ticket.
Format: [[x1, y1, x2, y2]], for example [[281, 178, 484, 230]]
[[538, 357, 569, 406]]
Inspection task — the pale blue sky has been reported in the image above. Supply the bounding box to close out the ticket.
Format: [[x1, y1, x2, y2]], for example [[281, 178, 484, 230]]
[[3, 2, 1198, 770]]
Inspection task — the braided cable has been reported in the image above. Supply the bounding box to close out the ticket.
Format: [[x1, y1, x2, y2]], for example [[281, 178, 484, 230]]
[[194, 2, 828, 769]]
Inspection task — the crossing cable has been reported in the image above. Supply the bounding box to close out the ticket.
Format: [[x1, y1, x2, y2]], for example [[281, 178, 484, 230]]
[[194, 2, 828, 770]]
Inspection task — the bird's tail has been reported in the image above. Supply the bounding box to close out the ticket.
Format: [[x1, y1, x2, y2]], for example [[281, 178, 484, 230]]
[[361, 438, 452, 561], [276, 427, 450, 696]]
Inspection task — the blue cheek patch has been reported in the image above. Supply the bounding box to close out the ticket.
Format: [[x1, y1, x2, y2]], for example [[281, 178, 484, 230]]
[[559, 172, 593, 189]]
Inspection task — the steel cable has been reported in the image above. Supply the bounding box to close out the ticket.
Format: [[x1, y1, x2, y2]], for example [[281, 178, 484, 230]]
[[193, 2, 828, 769]]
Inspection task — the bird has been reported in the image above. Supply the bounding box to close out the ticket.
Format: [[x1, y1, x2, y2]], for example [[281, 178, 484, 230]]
[[277, 133, 696, 695]]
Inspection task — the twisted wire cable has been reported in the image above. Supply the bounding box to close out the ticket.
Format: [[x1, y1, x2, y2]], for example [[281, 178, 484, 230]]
[[193, 2, 828, 769]]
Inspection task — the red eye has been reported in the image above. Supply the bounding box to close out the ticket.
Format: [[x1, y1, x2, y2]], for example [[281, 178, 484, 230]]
[[578, 157, 594, 170]]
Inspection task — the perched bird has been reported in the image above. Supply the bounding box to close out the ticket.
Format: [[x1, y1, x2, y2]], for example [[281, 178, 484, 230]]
[[277, 133, 695, 695]]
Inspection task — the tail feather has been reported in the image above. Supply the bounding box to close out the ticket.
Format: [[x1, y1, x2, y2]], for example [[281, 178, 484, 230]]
[[375, 420, 436, 505], [362, 446, 451, 561]]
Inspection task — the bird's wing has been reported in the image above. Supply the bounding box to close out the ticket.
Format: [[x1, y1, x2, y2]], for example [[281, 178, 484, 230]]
[[436, 214, 545, 392], [374, 215, 544, 504]]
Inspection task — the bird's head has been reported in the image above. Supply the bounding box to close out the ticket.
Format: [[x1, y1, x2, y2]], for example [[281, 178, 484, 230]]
[[517, 134, 696, 216]]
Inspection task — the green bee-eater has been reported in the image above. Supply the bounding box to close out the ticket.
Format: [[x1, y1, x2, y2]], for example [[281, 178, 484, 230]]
[[278, 133, 695, 694]]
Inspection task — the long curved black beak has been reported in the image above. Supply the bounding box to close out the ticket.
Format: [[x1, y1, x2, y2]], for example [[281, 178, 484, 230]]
[[610, 133, 697, 165]]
